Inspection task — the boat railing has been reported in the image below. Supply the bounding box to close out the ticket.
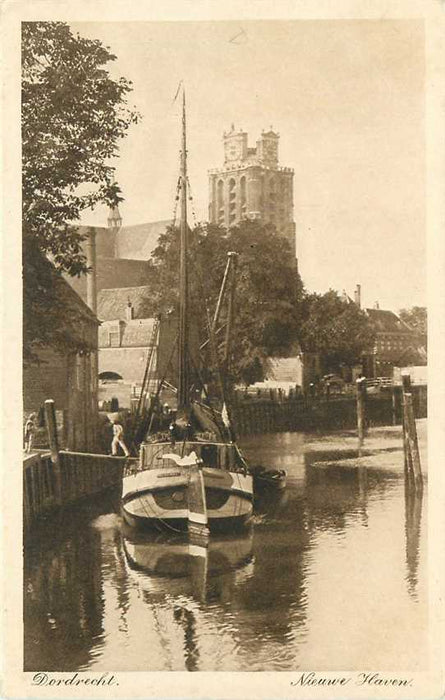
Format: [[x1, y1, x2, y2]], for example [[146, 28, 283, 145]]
[[138, 440, 244, 472]]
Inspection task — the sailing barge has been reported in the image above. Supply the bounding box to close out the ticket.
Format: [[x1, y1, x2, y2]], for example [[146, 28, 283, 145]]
[[121, 92, 254, 534]]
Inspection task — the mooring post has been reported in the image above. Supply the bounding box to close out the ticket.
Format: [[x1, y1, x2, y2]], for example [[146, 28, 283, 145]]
[[402, 375, 413, 481], [391, 384, 398, 426], [403, 392, 423, 493], [44, 399, 63, 505], [356, 377, 367, 443]]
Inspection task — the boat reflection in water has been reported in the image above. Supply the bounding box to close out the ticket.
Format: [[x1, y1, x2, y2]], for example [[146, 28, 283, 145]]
[[122, 525, 254, 604]]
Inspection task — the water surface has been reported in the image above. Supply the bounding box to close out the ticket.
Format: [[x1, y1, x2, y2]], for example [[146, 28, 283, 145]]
[[24, 430, 427, 671]]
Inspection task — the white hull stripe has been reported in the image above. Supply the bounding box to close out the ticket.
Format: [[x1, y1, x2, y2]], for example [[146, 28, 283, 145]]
[[188, 511, 208, 525], [188, 544, 208, 558]]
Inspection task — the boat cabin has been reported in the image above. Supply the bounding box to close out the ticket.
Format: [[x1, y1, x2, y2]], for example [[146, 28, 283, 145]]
[[139, 440, 246, 473]]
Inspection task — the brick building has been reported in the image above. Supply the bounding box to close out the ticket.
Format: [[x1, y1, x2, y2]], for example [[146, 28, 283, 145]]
[[67, 216, 170, 304], [348, 285, 426, 378], [208, 125, 296, 256], [23, 264, 99, 451], [362, 307, 426, 378], [97, 287, 179, 408]]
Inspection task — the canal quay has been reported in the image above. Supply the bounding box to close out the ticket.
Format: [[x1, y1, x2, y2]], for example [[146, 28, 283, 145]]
[[24, 420, 427, 673], [19, 18, 430, 681]]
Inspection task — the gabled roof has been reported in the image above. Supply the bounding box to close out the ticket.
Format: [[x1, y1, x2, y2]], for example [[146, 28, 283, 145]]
[[115, 221, 171, 260], [67, 257, 151, 303], [364, 308, 415, 335], [97, 286, 156, 321]]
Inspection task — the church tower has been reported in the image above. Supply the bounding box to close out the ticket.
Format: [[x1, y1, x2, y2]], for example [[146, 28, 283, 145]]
[[208, 125, 296, 256]]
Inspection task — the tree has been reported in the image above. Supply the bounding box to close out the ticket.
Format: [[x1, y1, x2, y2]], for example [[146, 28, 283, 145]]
[[297, 290, 375, 372], [146, 220, 304, 385], [399, 306, 427, 343], [22, 22, 139, 360]]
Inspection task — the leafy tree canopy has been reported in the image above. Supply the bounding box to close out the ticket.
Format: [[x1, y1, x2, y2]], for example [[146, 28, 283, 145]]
[[399, 306, 427, 338], [145, 220, 304, 385], [297, 290, 375, 372], [22, 21, 139, 361]]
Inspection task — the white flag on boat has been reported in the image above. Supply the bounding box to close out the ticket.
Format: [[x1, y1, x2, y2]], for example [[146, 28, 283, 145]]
[[221, 402, 231, 428], [162, 451, 201, 466]]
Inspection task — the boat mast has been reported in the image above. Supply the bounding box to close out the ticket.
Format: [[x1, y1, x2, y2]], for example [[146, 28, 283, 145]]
[[178, 89, 189, 409]]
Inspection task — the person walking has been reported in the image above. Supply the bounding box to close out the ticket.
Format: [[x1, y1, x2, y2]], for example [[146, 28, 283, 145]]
[[24, 412, 36, 453], [111, 418, 130, 457]]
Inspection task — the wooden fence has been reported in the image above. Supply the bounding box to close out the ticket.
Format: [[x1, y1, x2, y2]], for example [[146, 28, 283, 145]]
[[232, 385, 427, 436], [23, 450, 131, 530]]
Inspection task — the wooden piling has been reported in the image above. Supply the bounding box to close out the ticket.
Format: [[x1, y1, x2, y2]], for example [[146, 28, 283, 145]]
[[403, 393, 423, 493], [391, 385, 398, 426], [356, 378, 367, 443], [401, 375, 413, 480], [44, 399, 63, 505]]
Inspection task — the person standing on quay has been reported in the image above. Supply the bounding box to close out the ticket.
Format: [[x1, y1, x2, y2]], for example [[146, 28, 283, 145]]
[[24, 412, 36, 453], [110, 418, 130, 457]]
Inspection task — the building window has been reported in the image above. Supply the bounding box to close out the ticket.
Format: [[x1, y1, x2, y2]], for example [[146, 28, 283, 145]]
[[109, 331, 120, 348]]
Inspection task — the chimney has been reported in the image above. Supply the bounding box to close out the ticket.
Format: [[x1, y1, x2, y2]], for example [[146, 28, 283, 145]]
[[125, 300, 134, 321], [85, 227, 97, 314], [354, 284, 361, 309]]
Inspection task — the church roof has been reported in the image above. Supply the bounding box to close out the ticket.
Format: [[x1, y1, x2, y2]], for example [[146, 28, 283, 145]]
[[115, 221, 171, 260], [67, 258, 151, 303]]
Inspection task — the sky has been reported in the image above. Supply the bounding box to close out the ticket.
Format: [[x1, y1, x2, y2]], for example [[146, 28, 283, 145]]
[[73, 20, 425, 312]]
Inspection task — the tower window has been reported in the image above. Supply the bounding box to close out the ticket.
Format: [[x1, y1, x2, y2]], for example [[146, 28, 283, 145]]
[[217, 180, 224, 210], [240, 176, 246, 205]]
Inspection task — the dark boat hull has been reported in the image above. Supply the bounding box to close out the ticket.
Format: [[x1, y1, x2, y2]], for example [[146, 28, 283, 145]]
[[121, 507, 253, 533], [122, 465, 253, 532], [250, 467, 287, 493]]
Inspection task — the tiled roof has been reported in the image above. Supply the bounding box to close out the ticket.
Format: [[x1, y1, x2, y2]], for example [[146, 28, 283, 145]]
[[97, 286, 156, 321], [67, 258, 151, 304], [97, 258, 150, 290], [115, 221, 171, 260], [365, 308, 415, 335], [77, 226, 117, 258]]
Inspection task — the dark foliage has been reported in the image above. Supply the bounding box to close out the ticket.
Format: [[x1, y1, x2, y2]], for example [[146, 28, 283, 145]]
[[22, 22, 139, 362], [146, 220, 304, 384], [297, 290, 376, 372]]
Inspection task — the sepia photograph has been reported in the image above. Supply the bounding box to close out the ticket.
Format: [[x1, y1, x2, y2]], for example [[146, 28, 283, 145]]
[[2, 2, 445, 697]]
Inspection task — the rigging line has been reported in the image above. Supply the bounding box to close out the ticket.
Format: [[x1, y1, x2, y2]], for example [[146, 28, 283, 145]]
[[133, 317, 160, 437], [172, 80, 183, 105], [171, 174, 182, 227], [143, 330, 178, 442], [188, 354, 225, 441], [194, 258, 229, 416], [196, 257, 233, 440], [186, 176, 198, 227]]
